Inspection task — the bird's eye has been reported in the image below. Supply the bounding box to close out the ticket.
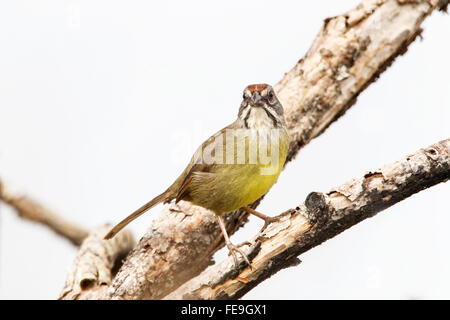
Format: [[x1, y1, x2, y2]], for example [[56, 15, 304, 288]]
[[267, 91, 275, 103]]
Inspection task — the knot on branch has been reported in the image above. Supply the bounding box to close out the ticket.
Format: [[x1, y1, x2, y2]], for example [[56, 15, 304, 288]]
[[424, 146, 441, 161], [305, 192, 330, 225], [438, 0, 449, 12]]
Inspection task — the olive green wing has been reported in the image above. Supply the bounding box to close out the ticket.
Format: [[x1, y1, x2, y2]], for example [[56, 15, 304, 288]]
[[175, 163, 207, 202], [174, 132, 218, 202], [173, 121, 239, 202]]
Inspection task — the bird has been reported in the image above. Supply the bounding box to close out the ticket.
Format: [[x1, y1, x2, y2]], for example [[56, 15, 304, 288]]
[[104, 83, 290, 266]]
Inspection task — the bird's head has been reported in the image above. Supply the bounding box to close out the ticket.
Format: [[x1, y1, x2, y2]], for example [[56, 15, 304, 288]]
[[238, 84, 285, 129]]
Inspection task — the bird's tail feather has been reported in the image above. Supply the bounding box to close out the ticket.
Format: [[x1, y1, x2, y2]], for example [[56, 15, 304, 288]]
[[104, 190, 170, 240]]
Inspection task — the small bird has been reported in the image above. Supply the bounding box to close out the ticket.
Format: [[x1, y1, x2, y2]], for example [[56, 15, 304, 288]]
[[105, 84, 290, 266]]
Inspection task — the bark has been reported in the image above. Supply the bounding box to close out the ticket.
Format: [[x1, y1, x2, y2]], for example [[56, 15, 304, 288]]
[[0, 178, 88, 246], [165, 139, 450, 299], [59, 225, 135, 300], [101, 0, 445, 300]]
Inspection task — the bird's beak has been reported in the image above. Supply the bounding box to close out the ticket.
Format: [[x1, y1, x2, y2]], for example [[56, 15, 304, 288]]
[[251, 91, 262, 105]]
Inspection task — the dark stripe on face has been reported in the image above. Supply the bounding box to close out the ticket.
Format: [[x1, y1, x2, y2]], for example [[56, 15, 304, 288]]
[[262, 106, 279, 127], [243, 107, 251, 128]]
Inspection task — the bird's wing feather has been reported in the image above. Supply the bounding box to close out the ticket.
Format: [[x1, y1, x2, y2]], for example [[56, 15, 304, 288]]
[[174, 121, 240, 202], [175, 163, 204, 202], [175, 136, 224, 201]]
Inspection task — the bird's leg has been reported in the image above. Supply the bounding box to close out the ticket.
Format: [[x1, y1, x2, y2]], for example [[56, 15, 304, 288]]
[[241, 207, 281, 233], [216, 215, 251, 268]]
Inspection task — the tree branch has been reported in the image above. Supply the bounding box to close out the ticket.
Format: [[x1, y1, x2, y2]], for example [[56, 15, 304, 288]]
[[59, 225, 135, 300], [0, 179, 89, 246], [165, 139, 450, 299], [99, 0, 444, 300]]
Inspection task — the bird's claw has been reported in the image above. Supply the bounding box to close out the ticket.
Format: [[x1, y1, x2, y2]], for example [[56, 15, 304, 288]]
[[259, 215, 281, 234], [235, 241, 252, 249], [226, 242, 252, 269]]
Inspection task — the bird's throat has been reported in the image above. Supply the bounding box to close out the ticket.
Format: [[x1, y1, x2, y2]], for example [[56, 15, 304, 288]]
[[246, 107, 276, 129]]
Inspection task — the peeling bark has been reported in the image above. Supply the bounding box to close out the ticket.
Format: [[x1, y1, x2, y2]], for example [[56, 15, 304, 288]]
[[48, 0, 445, 299], [277, 0, 441, 162], [165, 139, 450, 300], [59, 225, 135, 300], [0, 179, 88, 246], [100, 0, 444, 300]]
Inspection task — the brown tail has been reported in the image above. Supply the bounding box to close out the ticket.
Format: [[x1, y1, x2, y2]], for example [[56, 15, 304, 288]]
[[104, 190, 170, 240]]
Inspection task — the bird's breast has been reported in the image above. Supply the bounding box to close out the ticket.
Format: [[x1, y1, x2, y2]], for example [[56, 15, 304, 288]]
[[187, 127, 290, 214]]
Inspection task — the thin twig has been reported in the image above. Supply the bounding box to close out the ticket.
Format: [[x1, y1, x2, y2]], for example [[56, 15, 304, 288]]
[[0, 179, 88, 246]]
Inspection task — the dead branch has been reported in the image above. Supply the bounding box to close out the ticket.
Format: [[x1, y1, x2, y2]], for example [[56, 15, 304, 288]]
[[59, 225, 135, 300], [165, 139, 450, 299], [0, 178, 88, 246], [99, 0, 444, 300]]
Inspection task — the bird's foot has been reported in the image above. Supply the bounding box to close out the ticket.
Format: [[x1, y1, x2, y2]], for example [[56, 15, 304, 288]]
[[235, 241, 252, 249], [241, 207, 281, 234], [216, 215, 252, 269], [226, 242, 252, 269], [258, 215, 282, 234]]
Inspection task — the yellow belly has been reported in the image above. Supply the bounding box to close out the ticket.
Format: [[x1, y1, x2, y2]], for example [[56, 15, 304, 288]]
[[235, 164, 283, 209]]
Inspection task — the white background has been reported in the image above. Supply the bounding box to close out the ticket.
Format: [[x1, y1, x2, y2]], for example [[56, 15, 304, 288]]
[[0, 0, 449, 299]]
